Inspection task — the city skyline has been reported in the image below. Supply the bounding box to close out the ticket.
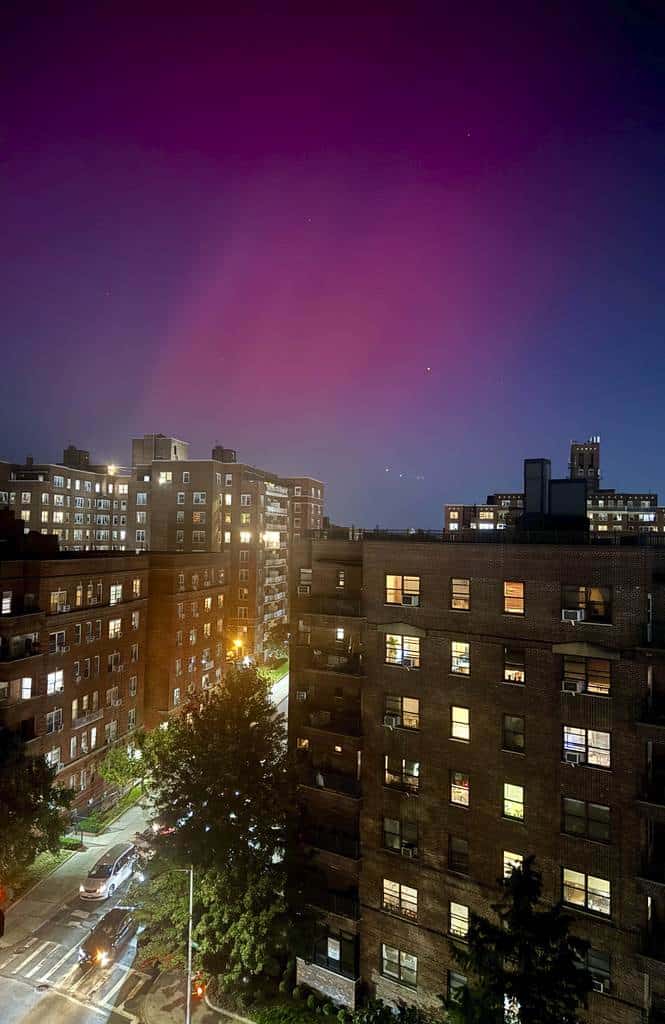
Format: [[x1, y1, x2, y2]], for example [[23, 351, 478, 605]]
[[2, 9, 665, 527]]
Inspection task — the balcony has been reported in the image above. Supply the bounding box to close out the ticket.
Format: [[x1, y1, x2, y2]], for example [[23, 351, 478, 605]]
[[72, 708, 104, 730], [384, 772, 420, 795], [0, 638, 41, 662], [304, 767, 361, 799], [303, 826, 360, 860], [303, 707, 362, 737], [296, 646, 365, 677], [292, 595, 361, 618], [307, 887, 360, 920]]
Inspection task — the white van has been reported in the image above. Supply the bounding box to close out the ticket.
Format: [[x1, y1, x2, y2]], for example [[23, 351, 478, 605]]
[[79, 842, 137, 901]]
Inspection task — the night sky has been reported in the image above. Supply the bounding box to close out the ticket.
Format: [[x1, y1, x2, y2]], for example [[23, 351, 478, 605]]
[[2, 8, 665, 527]]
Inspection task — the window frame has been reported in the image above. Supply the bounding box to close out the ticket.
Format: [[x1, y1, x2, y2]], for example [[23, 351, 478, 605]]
[[504, 580, 525, 615], [385, 633, 421, 669], [385, 574, 421, 607], [503, 782, 525, 821], [451, 577, 470, 611]]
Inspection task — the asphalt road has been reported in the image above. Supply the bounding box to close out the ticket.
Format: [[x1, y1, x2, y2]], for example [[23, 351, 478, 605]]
[[0, 806, 155, 1023]]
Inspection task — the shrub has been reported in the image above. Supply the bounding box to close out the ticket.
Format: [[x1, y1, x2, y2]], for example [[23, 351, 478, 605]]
[[322, 1003, 335, 1015], [292, 987, 303, 1001], [279, 980, 289, 994], [306, 994, 318, 1010]]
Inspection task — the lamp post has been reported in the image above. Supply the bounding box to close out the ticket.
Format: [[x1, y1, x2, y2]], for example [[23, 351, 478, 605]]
[[139, 864, 194, 1023]]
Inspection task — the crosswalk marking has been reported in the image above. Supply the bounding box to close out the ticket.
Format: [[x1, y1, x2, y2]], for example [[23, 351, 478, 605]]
[[12, 940, 51, 974], [24, 941, 59, 978], [101, 965, 135, 1006], [38, 939, 82, 982]]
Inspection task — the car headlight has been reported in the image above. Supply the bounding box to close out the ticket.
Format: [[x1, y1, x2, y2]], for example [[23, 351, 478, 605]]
[[96, 950, 110, 966]]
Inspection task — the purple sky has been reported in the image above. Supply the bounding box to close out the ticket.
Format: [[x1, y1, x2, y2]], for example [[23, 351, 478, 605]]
[[2, 9, 665, 526]]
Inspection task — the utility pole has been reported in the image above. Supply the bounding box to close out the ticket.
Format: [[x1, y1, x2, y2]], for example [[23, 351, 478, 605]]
[[185, 864, 194, 1024]]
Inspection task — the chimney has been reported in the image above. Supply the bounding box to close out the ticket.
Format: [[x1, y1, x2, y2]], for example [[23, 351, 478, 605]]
[[523, 459, 551, 516]]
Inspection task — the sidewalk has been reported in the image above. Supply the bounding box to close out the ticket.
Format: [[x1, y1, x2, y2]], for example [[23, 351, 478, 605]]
[[141, 970, 233, 1024], [1, 798, 149, 948]]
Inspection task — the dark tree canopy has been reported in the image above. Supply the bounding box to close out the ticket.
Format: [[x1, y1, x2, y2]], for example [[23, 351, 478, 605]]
[[143, 667, 289, 873], [448, 856, 592, 1024], [0, 727, 72, 882]]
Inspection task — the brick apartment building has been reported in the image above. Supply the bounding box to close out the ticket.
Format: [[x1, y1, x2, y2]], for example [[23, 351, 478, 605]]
[[445, 437, 665, 537], [1, 435, 325, 662], [289, 460, 665, 1023], [0, 514, 149, 810]]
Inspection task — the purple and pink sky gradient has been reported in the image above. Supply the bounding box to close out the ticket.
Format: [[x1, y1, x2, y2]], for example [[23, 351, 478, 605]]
[[2, 9, 665, 526]]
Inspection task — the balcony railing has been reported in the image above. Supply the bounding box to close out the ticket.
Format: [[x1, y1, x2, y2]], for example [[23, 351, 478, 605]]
[[303, 827, 360, 860], [308, 888, 360, 920], [311, 951, 359, 980], [72, 708, 104, 730], [306, 767, 361, 798], [0, 639, 41, 662], [296, 645, 364, 676], [304, 708, 362, 737], [292, 595, 361, 617]]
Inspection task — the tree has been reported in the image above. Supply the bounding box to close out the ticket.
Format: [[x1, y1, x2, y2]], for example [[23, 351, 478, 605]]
[[447, 856, 592, 1024], [0, 728, 72, 883], [97, 737, 146, 792], [142, 666, 289, 873], [130, 859, 191, 969]]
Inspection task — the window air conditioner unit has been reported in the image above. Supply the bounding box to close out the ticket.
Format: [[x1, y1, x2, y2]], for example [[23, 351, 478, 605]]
[[591, 978, 609, 994], [112, 698, 122, 707], [562, 679, 585, 694], [297, 585, 311, 596], [58, 645, 70, 654], [384, 713, 400, 728], [562, 609, 585, 623], [401, 846, 417, 858], [74, 675, 82, 683], [60, 604, 71, 613], [402, 595, 419, 607], [564, 750, 584, 766], [296, 691, 308, 702], [402, 658, 416, 669]]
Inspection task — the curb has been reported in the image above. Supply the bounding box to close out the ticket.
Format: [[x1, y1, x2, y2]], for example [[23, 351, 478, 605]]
[[7, 850, 75, 911], [204, 994, 255, 1023]]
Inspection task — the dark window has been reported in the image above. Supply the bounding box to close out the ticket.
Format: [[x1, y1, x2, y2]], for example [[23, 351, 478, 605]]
[[503, 714, 525, 753], [586, 949, 611, 992], [448, 971, 467, 1005], [313, 930, 357, 979], [562, 797, 610, 843], [382, 816, 418, 854], [562, 585, 612, 624], [448, 835, 469, 874], [504, 648, 525, 684]]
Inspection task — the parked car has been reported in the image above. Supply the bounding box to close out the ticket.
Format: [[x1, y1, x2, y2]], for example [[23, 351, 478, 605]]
[[79, 842, 137, 901], [78, 907, 137, 966]]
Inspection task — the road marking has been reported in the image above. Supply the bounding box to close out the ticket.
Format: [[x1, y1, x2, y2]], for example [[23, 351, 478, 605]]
[[101, 964, 134, 1006], [24, 941, 59, 978], [38, 938, 82, 981], [12, 940, 51, 974]]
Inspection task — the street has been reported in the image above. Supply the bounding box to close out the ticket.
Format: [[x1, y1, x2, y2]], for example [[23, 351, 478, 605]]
[[0, 801, 154, 1024]]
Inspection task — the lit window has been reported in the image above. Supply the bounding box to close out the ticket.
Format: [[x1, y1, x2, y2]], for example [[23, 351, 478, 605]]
[[110, 583, 123, 605], [336, 569, 345, 589], [563, 726, 611, 768], [449, 901, 469, 938], [239, 531, 252, 544], [450, 706, 470, 741], [382, 879, 418, 919], [384, 756, 419, 792], [451, 640, 469, 675], [384, 695, 419, 729], [132, 577, 141, 598], [450, 770, 470, 807], [21, 677, 33, 699], [385, 634, 420, 668], [451, 578, 470, 610], [1, 591, 11, 615], [503, 782, 524, 821], [158, 471, 172, 484], [504, 581, 524, 615], [193, 492, 207, 504], [108, 618, 122, 639], [335, 627, 345, 642], [562, 869, 611, 916], [504, 648, 525, 684], [503, 850, 523, 878], [47, 670, 64, 694], [562, 585, 612, 623], [385, 574, 421, 607], [562, 656, 610, 696]]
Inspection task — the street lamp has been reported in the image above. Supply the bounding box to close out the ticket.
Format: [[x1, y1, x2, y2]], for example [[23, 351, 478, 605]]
[[138, 864, 194, 1023]]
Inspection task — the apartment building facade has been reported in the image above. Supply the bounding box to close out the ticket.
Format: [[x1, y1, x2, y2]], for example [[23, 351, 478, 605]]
[[1, 435, 325, 661], [445, 438, 665, 537], [289, 516, 665, 1022], [143, 552, 227, 728], [0, 517, 149, 809], [0, 448, 147, 552]]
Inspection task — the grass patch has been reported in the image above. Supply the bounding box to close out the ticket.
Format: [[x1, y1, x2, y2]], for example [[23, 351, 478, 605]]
[[78, 784, 143, 834], [261, 658, 289, 685], [10, 848, 73, 904]]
